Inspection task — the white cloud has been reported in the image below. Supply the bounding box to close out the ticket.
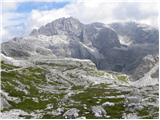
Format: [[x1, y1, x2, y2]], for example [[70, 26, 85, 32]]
[[1, 11, 27, 42], [0, 27, 8, 38], [27, 1, 158, 27], [25, 1, 119, 33], [1, 0, 159, 42], [1, 0, 70, 3], [28, 9, 69, 29]]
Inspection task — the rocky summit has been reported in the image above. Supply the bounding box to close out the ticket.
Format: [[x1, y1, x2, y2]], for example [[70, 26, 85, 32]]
[[0, 17, 159, 119], [1, 17, 158, 77]]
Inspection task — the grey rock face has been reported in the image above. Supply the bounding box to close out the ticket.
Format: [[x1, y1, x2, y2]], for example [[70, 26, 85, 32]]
[[102, 102, 115, 107], [63, 108, 80, 119], [0, 109, 29, 119], [0, 95, 11, 110], [107, 22, 159, 79], [91, 106, 106, 117], [31, 17, 83, 37], [1, 17, 159, 82], [129, 54, 159, 81], [123, 113, 139, 119], [109, 22, 159, 44], [92, 27, 120, 54]]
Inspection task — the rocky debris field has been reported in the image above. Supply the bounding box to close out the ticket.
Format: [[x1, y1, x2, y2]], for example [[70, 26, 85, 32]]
[[0, 58, 158, 119]]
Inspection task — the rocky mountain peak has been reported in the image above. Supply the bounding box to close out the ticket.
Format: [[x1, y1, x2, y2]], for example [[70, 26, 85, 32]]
[[1, 17, 159, 119], [30, 17, 83, 37], [2, 17, 158, 81], [109, 22, 159, 45]]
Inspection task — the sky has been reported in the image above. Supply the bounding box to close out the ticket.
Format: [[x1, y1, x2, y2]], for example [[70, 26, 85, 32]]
[[0, 0, 159, 42]]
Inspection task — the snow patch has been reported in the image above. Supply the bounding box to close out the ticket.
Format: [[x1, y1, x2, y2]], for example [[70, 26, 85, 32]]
[[118, 35, 132, 46]]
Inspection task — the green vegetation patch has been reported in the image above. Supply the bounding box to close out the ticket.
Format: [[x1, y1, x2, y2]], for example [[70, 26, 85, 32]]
[[1, 61, 20, 71], [87, 68, 105, 77], [1, 66, 47, 98], [137, 106, 159, 119], [116, 75, 128, 82], [66, 83, 127, 118], [104, 103, 125, 118], [1, 64, 63, 112]]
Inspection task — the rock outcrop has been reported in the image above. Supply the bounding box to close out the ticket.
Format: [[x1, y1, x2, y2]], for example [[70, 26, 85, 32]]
[[1, 57, 158, 119], [1, 18, 158, 82], [0, 17, 159, 119]]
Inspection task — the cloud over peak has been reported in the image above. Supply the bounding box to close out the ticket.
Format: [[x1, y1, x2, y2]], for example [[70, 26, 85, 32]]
[[1, 0, 159, 42]]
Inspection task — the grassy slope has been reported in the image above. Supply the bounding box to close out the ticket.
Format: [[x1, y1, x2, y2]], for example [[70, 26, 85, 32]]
[[1, 61, 158, 119]]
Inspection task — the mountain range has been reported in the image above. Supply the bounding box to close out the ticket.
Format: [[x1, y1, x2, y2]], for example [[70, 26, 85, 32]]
[[1, 17, 159, 119], [2, 17, 159, 81]]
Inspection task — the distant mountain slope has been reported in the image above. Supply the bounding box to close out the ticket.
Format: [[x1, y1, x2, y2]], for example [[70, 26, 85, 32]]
[[1, 17, 159, 81], [1, 17, 159, 119], [109, 22, 159, 45]]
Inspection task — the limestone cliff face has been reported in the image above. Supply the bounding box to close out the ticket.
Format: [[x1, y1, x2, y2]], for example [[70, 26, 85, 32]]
[[109, 22, 159, 45], [1, 17, 159, 81], [0, 17, 159, 119]]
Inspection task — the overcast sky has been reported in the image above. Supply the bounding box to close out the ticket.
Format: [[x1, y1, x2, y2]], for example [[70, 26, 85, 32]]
[[0, 0, 159, 42]]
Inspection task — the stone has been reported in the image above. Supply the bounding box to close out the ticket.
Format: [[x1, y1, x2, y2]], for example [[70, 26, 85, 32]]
[[63, 108, 80, 119], [102, 102, 115, 107], [91, 106, 106, 117]]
